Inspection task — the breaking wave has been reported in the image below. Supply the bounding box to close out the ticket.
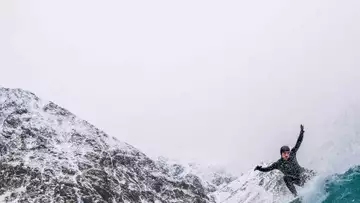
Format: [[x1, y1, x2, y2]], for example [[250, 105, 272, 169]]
[[322, 165, 360, 202]]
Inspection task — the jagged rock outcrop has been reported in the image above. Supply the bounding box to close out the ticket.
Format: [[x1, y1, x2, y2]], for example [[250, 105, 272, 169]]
[[156, 157, 237, 202], [0, 88, 213, 203]]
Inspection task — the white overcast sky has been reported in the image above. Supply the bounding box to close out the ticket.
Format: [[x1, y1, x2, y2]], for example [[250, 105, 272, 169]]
[[1, 0, 360, 173]]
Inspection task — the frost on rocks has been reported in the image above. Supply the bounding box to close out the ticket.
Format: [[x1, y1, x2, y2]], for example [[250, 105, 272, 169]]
[[0, 88, 213, 203], [155, 157, 238, 201]]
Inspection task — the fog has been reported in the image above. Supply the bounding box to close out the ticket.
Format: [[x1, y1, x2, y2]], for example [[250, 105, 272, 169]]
[[1, 0, 360, 173]]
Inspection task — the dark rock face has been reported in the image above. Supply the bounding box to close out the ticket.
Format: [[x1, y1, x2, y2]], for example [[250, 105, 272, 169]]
[[0, 88, 213, 203]]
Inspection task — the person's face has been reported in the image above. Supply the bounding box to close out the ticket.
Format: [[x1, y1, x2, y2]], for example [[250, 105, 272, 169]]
[[282, 151, 290, 160]]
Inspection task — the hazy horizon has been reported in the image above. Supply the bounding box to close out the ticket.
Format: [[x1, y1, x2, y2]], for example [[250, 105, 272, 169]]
[[2, 0, 360, 174]]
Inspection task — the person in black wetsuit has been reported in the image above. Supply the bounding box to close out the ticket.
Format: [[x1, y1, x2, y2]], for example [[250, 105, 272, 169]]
[[254, 125, 314, 196]]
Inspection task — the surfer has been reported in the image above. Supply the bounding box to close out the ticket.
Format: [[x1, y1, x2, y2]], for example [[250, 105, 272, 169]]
[[254, 125, 315, 196]]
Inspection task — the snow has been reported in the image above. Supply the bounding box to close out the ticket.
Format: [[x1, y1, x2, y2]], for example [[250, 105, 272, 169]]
[[157, 156, 237, 188], [0, 186, 27, 202], [0, 87, 213, 203]]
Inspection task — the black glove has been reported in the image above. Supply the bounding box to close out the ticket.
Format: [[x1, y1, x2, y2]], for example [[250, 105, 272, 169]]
[[254, 166, 262, 171], [300, 124, 305, 133]]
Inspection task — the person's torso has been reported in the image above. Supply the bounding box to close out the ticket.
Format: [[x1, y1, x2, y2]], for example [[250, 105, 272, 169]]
[[277, 154, 304, 177]]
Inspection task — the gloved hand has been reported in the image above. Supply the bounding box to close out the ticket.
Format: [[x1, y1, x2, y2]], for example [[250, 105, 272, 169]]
[[300, 124, 304, 133], [254, 165, 262, 171]]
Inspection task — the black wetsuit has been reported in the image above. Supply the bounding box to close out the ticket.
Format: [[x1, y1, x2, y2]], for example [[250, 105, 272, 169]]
[[256, 129, 311, 196]]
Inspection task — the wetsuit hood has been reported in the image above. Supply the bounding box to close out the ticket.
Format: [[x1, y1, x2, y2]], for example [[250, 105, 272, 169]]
[[280, 145, 290, 154]]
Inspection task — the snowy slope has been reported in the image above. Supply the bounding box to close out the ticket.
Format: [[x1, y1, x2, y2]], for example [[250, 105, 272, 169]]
[[212, 163, 292, 203], [0, 88, 213, 203], [156, 157, 237, 196], [155, 158, 296, 203]]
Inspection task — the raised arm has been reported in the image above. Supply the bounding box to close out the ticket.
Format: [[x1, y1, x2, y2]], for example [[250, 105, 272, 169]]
[[291, 124, 304, 154], [254, 161, 278, 172]]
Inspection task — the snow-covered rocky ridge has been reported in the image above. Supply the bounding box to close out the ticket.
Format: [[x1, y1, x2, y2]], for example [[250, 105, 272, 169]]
[[156, 157, 237, 201], [156, 158, 297, 203], [0, 88, 213, 203], [212, 162, 294, 203]]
